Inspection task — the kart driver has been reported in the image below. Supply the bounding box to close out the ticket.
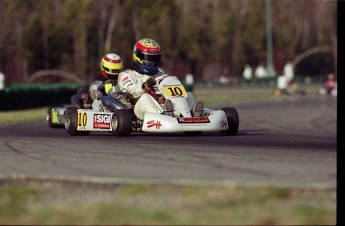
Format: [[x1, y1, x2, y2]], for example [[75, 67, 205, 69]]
[[71, 53, 125, 111], [118, 38, 203, 120]]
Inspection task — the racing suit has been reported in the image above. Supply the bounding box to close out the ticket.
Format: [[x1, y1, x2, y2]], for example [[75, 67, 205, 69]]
[[118, 69, 166, 120]]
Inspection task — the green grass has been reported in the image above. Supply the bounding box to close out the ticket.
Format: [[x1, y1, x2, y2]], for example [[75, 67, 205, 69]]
[[0, 181, 336, 225], [0, 107, 48, 125], [194, 86, 277, 107]]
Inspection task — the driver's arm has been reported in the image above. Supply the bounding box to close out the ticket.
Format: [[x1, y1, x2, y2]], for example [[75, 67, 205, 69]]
[[118, 70, 146, 98]]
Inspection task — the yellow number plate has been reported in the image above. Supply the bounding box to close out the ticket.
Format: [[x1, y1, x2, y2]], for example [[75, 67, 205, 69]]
[[162, 85, 188, 97]]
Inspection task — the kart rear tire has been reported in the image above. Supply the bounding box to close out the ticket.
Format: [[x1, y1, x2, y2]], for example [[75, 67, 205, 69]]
[[220, 107, 239, 136], [111, 109, 132, 137], [64, 107, 90, 136], [47, 106, 64, 128]]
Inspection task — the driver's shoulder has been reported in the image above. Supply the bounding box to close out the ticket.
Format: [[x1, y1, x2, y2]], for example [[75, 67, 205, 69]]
[[119, 69, 140, 78], [89, 80, 104, 90], [155, 70, 165, 77]]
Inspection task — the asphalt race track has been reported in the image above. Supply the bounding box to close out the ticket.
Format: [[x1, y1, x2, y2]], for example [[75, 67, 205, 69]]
[[0, 95, 337, 188]]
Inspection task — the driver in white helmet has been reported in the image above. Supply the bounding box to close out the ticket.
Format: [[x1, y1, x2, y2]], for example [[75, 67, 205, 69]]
[[118, 38, 203, 120]]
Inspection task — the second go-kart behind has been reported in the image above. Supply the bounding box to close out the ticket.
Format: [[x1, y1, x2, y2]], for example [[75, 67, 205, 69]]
[[47, 75, 239, 136]]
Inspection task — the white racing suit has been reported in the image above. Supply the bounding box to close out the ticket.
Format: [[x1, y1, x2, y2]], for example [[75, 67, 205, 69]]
[[118, 69, 166, 120]]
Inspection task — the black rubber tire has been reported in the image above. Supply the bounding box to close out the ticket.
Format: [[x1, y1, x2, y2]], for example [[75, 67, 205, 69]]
[[184, 131, 202, 135], [111, 109, 132, 137], [64, 107, 90, 136], [220, 107, 239, 136], [47, 106, 64, 128]]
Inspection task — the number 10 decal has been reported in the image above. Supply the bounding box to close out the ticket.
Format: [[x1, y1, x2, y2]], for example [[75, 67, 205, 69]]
[[168, 87, 183, 96], [163, 85, 187, 97], [78, 112, 87, 126]]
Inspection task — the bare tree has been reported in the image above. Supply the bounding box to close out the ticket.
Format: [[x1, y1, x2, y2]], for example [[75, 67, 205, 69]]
[[230, 0, 249, 77]]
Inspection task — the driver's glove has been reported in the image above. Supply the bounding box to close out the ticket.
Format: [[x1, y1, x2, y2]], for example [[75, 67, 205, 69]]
[[142, 77, 156, 89]]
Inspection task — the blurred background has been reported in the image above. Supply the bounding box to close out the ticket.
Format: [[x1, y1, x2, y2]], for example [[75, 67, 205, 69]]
[[0, 0, 337, 85]]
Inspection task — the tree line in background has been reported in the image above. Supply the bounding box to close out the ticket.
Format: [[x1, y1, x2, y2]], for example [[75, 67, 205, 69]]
[[0, 0, 337, 84]]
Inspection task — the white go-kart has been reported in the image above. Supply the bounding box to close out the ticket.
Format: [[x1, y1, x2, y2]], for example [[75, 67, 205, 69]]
[[47, 75, 239, 136]]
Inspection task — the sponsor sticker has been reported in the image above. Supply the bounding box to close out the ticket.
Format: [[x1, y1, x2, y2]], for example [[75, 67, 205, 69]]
[[177, 117, 210, 123], [147, 120, 162, 129], [221, 119, 228, 128], [78, 111, 88, 128], [123, 80, 132, 86], [93, 114, 111, 129]]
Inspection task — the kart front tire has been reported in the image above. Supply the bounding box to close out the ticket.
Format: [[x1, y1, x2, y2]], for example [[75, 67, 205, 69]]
[[111, 109, 132, 137], [64, 107, 90, 136], [220, 107, 239, 136]]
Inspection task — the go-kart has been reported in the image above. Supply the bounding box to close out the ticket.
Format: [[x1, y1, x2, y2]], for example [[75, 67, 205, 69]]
[[47, 75, 239, 136]]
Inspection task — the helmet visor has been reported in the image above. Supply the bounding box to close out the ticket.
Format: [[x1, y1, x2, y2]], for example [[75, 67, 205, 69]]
[[145, 54, 161, 63], [101, 65, 122, 75], [135, 49, 161, 63]]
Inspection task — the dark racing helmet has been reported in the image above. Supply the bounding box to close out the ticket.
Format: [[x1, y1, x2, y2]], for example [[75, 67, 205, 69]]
[[100, 53, 123, 79], [133, 38, 162, 75]]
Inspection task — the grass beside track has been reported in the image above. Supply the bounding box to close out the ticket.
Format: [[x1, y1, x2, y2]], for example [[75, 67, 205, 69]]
[[0, 180, 336, 225], [0, 107, 48, 125], [194, 85, 277, 107]]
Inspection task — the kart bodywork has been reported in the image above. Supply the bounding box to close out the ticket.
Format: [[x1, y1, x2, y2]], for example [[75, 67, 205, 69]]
[[47, 76, 239, 136]]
